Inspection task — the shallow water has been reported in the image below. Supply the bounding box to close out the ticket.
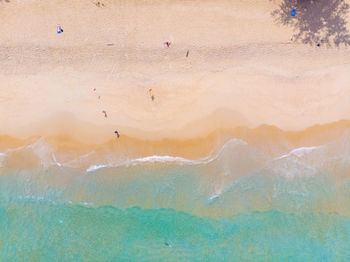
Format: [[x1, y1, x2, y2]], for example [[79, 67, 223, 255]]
[[1, 131, 350, 260]]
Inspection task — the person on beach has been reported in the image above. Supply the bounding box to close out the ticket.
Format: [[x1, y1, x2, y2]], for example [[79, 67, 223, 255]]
[[57, 25, 63, 34], [149, 88, 155, 101], [164, 41, 171, 47], [102, 110, 107, 118], [96, 1, 104, 7], [114, 130, 120, 138]]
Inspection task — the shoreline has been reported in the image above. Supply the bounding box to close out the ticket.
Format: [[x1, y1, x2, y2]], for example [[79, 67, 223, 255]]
[[1, 121, 350, 218], [1, 120, 349, 160]]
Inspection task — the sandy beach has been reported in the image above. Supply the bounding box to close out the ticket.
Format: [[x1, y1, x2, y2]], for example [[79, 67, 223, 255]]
[[0, 0, 349, 147]]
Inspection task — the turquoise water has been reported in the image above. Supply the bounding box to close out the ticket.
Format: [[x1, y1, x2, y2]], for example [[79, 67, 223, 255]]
[[1, 135, 350, 261], [1, 201, 350, 262]]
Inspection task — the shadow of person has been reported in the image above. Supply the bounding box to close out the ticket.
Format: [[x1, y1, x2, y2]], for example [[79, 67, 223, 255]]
[[271, 0, 350, 46]]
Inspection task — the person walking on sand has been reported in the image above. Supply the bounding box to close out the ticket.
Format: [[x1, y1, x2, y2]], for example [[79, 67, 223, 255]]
[[102, 110, 107, 118], [114, 130, 120, 138], [149, 88, 155, 101], [164, 41, 171, 48]]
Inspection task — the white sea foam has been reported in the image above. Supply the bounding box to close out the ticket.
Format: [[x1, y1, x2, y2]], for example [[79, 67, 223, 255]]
[[275, 146, 321, 160], [270, 145, 328, 178], [1, 137, 57, 168], [86, 164, 109, 172], [2, 135, 347, 181], [0, 137, 251, 172], [208, 194, 220, 201], [85, 156, 201, 173], [131, 155, 203, 165], [0, 152, 5, 167], [51, 153, 62, 167], [85, 138, 250, 172], [17, 195, 47, 201]]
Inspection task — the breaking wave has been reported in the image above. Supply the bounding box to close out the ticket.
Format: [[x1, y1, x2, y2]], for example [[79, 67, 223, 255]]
[[0, 130, 350, 216]]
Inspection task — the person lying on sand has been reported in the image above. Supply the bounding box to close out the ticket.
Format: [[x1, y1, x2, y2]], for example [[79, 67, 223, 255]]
[[57, 25, 63, 34]]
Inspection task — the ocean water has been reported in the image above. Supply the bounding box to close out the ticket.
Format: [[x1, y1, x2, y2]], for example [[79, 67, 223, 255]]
[[1, 203, 350, 261], [1, 132, 350, 261]]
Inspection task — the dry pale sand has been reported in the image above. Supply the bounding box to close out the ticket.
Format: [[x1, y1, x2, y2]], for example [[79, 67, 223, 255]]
[[0, 0, 349, 147]]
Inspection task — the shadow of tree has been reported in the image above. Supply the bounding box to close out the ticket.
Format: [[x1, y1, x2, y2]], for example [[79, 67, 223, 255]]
[[271, 0, 350, 46]]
